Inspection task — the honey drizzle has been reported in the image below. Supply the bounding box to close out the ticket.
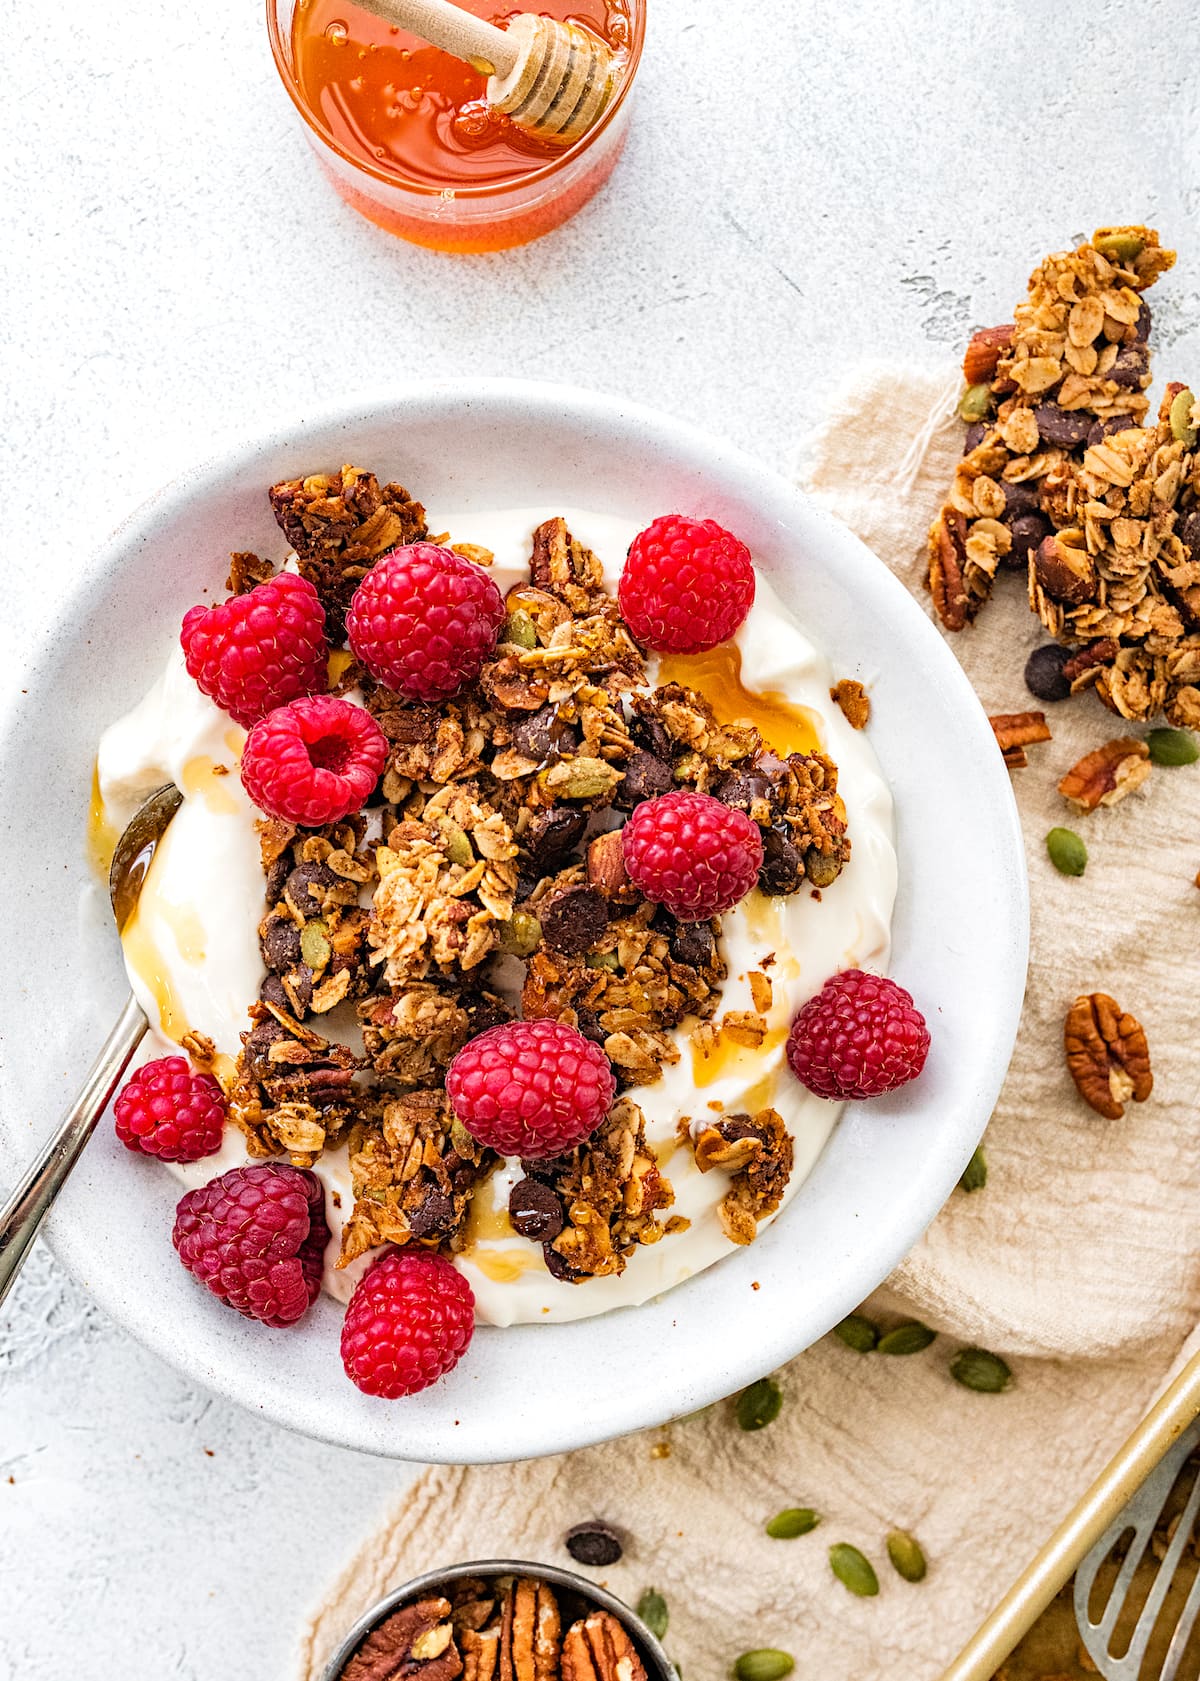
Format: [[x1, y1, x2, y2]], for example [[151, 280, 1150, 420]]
[[180, 755, 241, 816], [86, 762, 121, 879], [655, 641, 821, 758]]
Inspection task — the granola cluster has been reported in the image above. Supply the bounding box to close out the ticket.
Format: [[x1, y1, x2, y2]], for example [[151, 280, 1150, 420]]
[[340, 1577, 649, 1681], [217, 473, 848, 1280], [929, 226, 1200, 727]]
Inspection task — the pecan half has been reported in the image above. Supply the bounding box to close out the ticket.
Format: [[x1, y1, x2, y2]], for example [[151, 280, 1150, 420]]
[[1034, 532, 1098, 605], [1064, 993, 1153, 1120], [497, 1577, 560, 1681], [561, 1614, 647, 1681], [1058, 737, 1152, 812], [1062, 638, 1120, 691], [929, 509, 970, 631], [962, 324, 1015, 384], [989, 712, 1051, 753], [342, 1599, 462, 1681]]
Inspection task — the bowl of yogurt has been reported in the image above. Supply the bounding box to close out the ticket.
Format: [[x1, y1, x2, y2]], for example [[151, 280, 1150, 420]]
[[0, 382, 1027, 1461]]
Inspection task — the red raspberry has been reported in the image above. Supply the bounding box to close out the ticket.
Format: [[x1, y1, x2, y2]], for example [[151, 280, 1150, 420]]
[[786, 969, 931, 1101], [114, 1055, 226, 1162], [240, 694, 387, 825], [172, 1163, 328, 1327], [346, 543, 505, 703], [619, 515, 755, 653], [446, 1020, 615, 1159], [341, 1250, 474, 1399], [621, 790, 762, 922], [181, 572, 328, 729]]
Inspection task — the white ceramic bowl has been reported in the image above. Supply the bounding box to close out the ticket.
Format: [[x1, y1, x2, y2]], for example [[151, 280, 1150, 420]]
[[0, 382, 1027, 1462]]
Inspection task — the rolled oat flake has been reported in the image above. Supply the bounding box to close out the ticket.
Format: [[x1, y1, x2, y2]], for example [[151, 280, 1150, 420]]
[[564, 1520, 623, 1567]]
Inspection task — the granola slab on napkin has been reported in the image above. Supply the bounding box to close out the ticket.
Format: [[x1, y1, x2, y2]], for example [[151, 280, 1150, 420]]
[[298, 362, 1200, 1681]]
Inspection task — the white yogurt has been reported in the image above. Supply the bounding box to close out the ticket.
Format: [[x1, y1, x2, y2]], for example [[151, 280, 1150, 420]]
[[96, 507, 897, 1325]]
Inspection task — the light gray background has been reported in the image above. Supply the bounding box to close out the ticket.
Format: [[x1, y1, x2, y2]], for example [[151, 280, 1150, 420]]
[[2, 1, 1197, 1674]]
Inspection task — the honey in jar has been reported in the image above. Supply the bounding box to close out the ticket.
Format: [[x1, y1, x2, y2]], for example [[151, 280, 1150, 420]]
[[269, 0, 642, 252]]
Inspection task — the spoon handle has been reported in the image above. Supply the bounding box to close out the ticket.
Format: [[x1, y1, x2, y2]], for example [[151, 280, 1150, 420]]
[[0, 993, 147, 1307]]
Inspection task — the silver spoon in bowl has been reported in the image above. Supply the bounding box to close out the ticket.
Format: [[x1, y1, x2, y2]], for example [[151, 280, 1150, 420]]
[[0, 782, 182, 1306]]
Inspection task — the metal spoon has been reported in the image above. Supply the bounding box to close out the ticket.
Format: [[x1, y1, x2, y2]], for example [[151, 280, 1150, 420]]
[[0, 782, 182, 1306]]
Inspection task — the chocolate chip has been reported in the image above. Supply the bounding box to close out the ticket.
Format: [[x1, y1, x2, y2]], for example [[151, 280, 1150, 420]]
[[614, 749, 674, 810], [540, 885, 609, 955], [259, 974, 289, 1011], [542, 1243, 579, 1282], [265, 854, 290, 902], [1000, 482, 1041, 520], [963, 421, 987, 454], [463, 992, 511, 1038], [1087, 413, 1138, 447], [285, 965, 315, 1014], [1135, 300, 1152, 342], [758, 828, 803, 895], [1110, 344, 1149, 388], [1007, 511, 1051, 570], [713, 765, 779, 814], [284, 861, 338, 916], [244, 1018, 288, 1078], [509, 1177, 564, 1241], [631, 714, 674, 761], [1033, 404, 1092, 448], [667, 917, 715, 969], [523, 808, 588, 872], [573, 1005, 608, 1046], [1024, 643, 1073, 703], [564, 1521, 624, 1567], [511, 705, 574, 762], [261, 915, 301, 972], [406, 1191, 456, 1239]]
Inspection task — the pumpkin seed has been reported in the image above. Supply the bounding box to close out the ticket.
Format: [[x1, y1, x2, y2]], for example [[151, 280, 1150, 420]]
[[736, 1377, 782, 1431], [1169, 387, 1197, 447], [1093, 227, 1145, 263], [1046, 827, 1087, 877], [586, 950, 620, 971], [950, 1347, 1013, 1393], [732, 1652, 795, 1681], [958, 383, 992, 423], [886, 1530, 928, 1583], [449, 1118, 475, 1157], [502, 609, 537, 649], [833, 1313, 879, 1353], [558, 758, 619, 800], [877, 1321, 936, 1356], [636, 1588, 669, 1640], [498, 910, 542, 957], [299, 919, 331, 968], [1147, 727, 1199, 767], [766, 1507, 820, 1539], [443, 824, 474, 868], [958, 1146, 987, 1193], [829, 1543, 879, 1598]]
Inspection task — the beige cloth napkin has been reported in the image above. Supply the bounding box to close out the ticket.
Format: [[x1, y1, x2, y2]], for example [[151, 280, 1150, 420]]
[[299, 366, 1200, 1681]]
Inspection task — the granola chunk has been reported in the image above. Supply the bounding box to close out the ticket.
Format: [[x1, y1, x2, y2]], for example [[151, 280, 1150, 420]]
[[338, 1089, 492, 1267], [692, 1108, 795, 1245], [521, 896, 725, 1087], [831, 678, 871, 729], [367, 689, 492, 796], [368, 784, 519, 986], [358, 981, 509, 1085], [267, 463, 427, 635], [228, 1002, 370, 1164], [256, 816, 376, 1020], [928, 227, 1200, 723], [527, 1098, 681, 1281]]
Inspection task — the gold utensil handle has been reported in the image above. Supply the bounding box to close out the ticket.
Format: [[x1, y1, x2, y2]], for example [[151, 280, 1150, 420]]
[[940, 1345, 1200, 1681]]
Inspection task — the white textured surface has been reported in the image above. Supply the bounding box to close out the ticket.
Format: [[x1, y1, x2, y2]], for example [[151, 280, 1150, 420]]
[[2, 0, 1197, 1674]]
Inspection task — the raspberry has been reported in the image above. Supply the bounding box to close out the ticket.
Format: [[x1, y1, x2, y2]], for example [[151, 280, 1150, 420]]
[[172, 1163, 328, 1327], [181, 572, 328, 729], [240, 694, 387, 825], [446, 1020, 615, 1159], [786, 969, 931, 1101], [618, 515, 755, 653], [114, 1056, 226, 1162], [341, 1250, 474, 1398], [621, 790, 762, 922], [346, 543, 505, 703]]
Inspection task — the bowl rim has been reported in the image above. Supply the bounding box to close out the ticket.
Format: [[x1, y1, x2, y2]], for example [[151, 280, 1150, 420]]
[[317, 1557, 675, 1681], [2, 378, 1029, 1461]]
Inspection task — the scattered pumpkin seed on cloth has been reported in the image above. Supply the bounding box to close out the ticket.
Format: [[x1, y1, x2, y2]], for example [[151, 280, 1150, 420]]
[[297, 363, 1200, 1681]]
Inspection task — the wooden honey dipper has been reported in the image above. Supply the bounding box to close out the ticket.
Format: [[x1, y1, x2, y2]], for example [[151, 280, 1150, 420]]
[[352, 0, 622, 143]]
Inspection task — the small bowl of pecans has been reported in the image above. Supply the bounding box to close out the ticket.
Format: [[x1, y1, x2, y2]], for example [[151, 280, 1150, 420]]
[[321, 1559, 675, 1681]]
